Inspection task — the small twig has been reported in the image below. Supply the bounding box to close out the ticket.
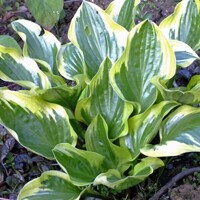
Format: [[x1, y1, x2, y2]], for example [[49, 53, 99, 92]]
[[149, 167, 200, 200]]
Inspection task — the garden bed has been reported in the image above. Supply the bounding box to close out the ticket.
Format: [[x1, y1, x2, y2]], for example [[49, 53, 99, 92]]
[[0, 0, 200, 199]]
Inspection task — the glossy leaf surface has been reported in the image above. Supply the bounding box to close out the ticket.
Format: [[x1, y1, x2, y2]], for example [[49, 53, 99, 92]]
[[68, 1, 128, 80], [160, 0, 200, 51], [152, 76, 200, 105], [106, 0, 140, 30], [85, 115, 131, 173], [110, 20, 176, 112], [36, 78, 86, 111], [26, 0, 63, 28], [42, 71, 66, 87], [0, 48, 50, 89], [141, 105, 200, 157], [58, 43, 85, 81], [0, 35, 22, 54], [94, 157, 164, 190], [122, 101, 178, 159], [170, 40, 199, 68], [12, 20, 61, 74], [75, 58, 133, 139], [18, 171, 83, 200], [0, 90, 77, 159], [53, 143, 104, 186]]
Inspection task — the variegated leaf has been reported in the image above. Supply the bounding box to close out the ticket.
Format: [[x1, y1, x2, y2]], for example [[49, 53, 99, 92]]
[[36, 78, 86, 111], [152, 76, 200, 105], [141, 105, 200, 157], [53, 143, 104, 186], [169, 40, 199, 68], [12, 19, 61, 74], [94, 157, 164, 190], [85, 115, 132, 173], [106, 0, 140, 30], [18, 171, 84, 200], [58, 43, 85, 81], [68, 1, 128, 80], [75, 58, 133, 140], [110, 20, 176, 113], [159, 0, 200, 51], [0, 35, 22, 55], [0, 90, 77, 159], [0, 48, 50, 89], [122, 101, 178, 159]]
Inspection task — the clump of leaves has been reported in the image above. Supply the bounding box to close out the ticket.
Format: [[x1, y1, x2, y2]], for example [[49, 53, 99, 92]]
[[0, 0, 200, 199]]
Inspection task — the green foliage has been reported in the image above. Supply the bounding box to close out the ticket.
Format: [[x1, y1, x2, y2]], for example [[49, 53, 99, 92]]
[[159, 0, 200, 51], [0, 0, 4, 6], [26, 0, 64, 28], [17, 171, 85, 200], [0, 0, 200, 199], [106, 0, 140, 30]]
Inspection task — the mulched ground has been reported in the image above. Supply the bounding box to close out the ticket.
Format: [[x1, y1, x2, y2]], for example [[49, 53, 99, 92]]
[[1, 0, 200, 199]]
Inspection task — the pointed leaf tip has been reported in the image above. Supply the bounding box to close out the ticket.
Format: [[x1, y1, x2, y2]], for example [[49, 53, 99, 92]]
[[110, 20, 176, 112]]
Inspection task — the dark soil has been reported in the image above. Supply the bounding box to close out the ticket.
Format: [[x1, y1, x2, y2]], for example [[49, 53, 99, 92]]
[[0, 0, 200, 200]]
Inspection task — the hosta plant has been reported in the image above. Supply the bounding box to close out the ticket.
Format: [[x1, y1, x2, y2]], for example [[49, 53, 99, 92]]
[[0, 0, 200, 199]]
